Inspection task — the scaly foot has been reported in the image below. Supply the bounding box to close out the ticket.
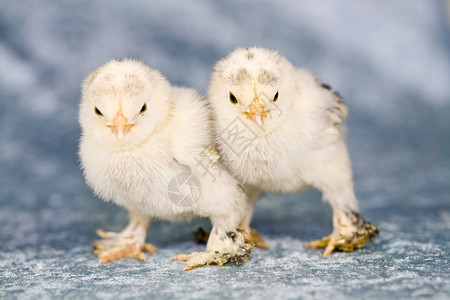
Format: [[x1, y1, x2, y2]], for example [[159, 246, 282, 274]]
[[305, 211, 379, 255], [93, 228, 157, 263], [174, 228, 254, 270], [173, 246, 252, 271]]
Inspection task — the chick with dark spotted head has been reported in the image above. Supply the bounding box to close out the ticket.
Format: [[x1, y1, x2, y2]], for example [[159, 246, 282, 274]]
[[209, 47, 378, 255]]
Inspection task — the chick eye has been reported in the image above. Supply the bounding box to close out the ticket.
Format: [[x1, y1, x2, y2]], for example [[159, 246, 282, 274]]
[[139, 103, 147, 115], [94, 107, 103, 117], [273, 91, 279, 102], [229, 92, 238, 104]]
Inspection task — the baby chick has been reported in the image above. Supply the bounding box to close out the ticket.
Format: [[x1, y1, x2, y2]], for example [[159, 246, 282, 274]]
[[79, 59, 252, 270], [208, 47, 378, 255]]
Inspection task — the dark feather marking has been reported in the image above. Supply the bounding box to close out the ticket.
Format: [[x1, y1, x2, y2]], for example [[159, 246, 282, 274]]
[[227, 231, 237, 242], [321, 83, 332, 90], [333, 90, 344, 100], [230, 68, 251, 85], [322, 82, 344, 101], [258, 70, 278, 85]]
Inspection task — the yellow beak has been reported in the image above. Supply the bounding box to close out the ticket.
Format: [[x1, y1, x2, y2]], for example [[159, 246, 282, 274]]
[[107, 110, 133, 139], [244, 97, 269, 126]]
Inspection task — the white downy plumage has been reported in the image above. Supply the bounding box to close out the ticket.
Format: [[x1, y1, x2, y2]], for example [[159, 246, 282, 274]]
[[79, 59, 252, 270], [209, 47, 378, 254]]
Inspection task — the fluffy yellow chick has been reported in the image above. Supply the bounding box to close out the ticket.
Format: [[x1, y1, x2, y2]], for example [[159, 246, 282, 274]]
[[79, 59, 253, 270], [208, 47, 378, 255]]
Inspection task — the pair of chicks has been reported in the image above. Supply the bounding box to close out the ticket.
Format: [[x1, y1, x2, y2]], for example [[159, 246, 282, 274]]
[[79, 47, 379, 271]]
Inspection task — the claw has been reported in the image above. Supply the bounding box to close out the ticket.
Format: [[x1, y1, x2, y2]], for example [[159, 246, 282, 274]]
[[93, 228, 157, 263], [174, 226, 254, 270], [183, 264, 200, 271], [172, 252, 200, 262], [172, 252, 226, 270], [305, 211, 379, 255], [250, 229, 270, 249], [96, 243, 141, 263], [96, 228, 120, 238], [178, 251, 228, 271], [174, 240, 254, 271], [304, 236, 331, 249], [142, 243, 157, 253], [186, 247, 251, 271]]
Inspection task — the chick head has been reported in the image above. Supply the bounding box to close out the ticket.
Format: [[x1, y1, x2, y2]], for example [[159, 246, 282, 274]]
[[209, 47, 293, 133], [80, 59, 171, 148]]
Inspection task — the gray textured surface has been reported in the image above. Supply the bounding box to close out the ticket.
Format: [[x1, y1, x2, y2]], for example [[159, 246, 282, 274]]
[[1, 1, 449, 299]]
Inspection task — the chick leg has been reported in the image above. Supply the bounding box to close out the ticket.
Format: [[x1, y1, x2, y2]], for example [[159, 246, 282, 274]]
[[174, 216, 254, 271], [93, 210, 156, 263], [305, 144, 379, 255], [239, 185, 269, 249], [173, 165, 254, 270], [191, 185, 268, 248]]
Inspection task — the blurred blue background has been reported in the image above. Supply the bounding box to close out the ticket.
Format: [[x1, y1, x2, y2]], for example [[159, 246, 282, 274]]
[[1, 1, 449, 299]]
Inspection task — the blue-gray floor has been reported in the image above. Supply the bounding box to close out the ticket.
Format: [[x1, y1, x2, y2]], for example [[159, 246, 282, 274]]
[[1, 1, 449, 299]]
